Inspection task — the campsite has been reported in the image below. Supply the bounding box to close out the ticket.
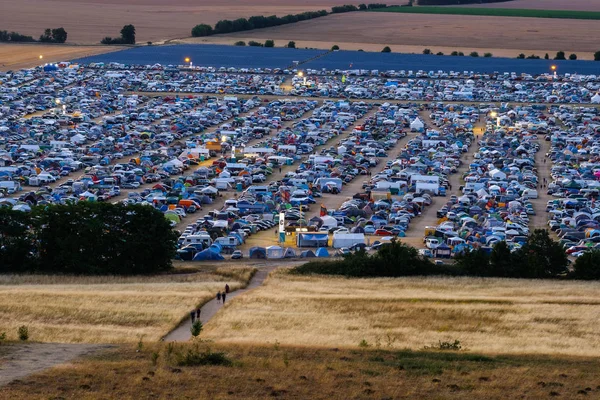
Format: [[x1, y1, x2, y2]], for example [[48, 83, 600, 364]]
[[2, 3, 600, 396]]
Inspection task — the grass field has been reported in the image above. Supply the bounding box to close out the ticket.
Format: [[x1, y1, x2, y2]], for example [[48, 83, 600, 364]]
[[0, 266, 254, 343], [202, 271, 600, 356], [2, 342, 600, 399], [376, 6, 600, 20]]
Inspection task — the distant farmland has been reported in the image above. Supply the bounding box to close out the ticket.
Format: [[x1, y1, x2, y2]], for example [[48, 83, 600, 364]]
[[375, 6, 600, 20]]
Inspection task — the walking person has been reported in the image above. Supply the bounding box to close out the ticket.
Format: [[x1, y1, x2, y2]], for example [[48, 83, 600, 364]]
[[196, 307, 201, 320], [216, 291, 222, 303], [222, 291, 227, 303], [225, 284, 230, 294], [190, 310, 196, 324]]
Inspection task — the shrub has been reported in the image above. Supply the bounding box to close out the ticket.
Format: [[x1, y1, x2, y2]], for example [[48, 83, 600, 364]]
[[423, 48, 431, 55], [176, 345, 232, 367], [0, 332, 6, 344], [359, 339, 370, 348], [569, 53, 577, 60], [0, 31, 36, 42], [331, 44, 340, 50], [437, 340, 462, 351], [517, 53, 525, 59], [554, 50, 566, 60], [191, 321, 203, 337], [248, 41, 263, 47], [595, 51, 600, 61], [457, 51, 464, 56], [358, 49, 364, 52], [287, 41, 296, 48], [436, 51, 444, 56], [450, 51, 458, 56], [484, 52, 492, 57], [573, 250, 600, 279], [359, 3, 367, 10], [526, 54, 540, 59], [381, 46, 391, 53], [234, 41, 246, 46], [191, 24, 213, 37], [264, 39, 275, 48], [18, 326, 29, 341], [469, 51, 479, 57], [545, 53, 550, 59]]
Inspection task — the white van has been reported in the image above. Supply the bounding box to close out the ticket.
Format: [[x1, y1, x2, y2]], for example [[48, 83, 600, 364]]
[[522, 189, 538, 199]]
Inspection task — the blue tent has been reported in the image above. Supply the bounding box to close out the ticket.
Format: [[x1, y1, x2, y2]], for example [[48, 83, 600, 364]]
[[249, 246, 266, 259], [192, 249, 224, 261], [315, 247, 329, 258]]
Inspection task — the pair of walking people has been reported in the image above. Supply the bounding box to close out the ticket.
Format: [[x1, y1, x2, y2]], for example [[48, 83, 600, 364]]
[[216, 283, 230, 304], [190, 307, 201, 324]]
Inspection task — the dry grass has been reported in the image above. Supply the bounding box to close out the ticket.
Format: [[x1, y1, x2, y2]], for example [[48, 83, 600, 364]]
[[2, 342, 600, 399], [0, 266, 254, 344], [202, 272, 600, 356]]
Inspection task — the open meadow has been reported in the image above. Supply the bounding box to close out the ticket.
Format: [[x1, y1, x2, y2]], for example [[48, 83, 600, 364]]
[[202, 271, 600, 357], [0, 266, 254, 343]]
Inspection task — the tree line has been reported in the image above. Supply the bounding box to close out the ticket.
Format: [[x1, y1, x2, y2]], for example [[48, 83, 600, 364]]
[[191, 4, 388, 37], [0, 203, 177, 275], [294, 229, 599, 280], [0, 28, 67, 43]]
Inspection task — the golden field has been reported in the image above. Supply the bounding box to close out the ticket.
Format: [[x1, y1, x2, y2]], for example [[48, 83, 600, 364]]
[[2, 342, 600, 399], [203, 271, 600, 356], [0, 266, 254, 343]]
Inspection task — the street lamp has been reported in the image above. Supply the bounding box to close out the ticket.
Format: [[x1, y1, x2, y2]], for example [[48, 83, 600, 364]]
[[551, 65, 557, 78], [184, 57, 192, 68], [297, 71, 306, 85], [490, 111, 500, 128], [39, 55, 43, 60]]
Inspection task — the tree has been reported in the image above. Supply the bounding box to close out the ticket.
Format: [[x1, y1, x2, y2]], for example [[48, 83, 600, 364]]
[[595, 51, 600, 61], [359, 3, 367, 10], [264, 39, 275, 48], [454, 248, 491, 276], [436, 51, 444, 56], [484, 52, 493, 57], [569, 53, 577, 60], [0, 208, 36, 272], [423, 48, 431, 55], [451, 51, 459, 56], [381, 46, 391, 53], [191, 24, 213, 37], [469, 51, 479, 57], [39, 28, 53, 42], [331, 44, 340, 50], [489, 241, 517, 277], [457, 51, 464, 56], [232, 18, 252, 31], [514, 229, 568, 278], [234, 41, 246, 46], [51, 27, 67, 43], [573, 250, 600, 280], [544, 53, 550, 59], [120, 24, 136, 44], [214, 20, 234, 34], [248, 40, 263, 47], [554, 51, 566, 60], [517, 53, 525, 59], [287, 41, 296, 48]]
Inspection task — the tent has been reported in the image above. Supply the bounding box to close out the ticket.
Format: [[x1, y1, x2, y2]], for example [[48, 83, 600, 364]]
[[297, 233, 329, 247], [283, 248, 296, 258], [266, 246, 284, 259], [410, 118, 424, 132], [592, 93, 600, 104], [249, 246, 266, 259], [332, 233, 365, 249], [192, 249, 224, 261], [300, 250, 316, 258], [315, 247, 329, 257]]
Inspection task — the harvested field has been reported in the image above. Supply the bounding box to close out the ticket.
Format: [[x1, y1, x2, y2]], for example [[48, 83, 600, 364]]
[[0, 0, 360, 44], [378, 6, 600, 20], [0, 44, 118, 72], [203, 272, 600, 356], [0, 266, 254, 343], [199, 13, 600, 56]]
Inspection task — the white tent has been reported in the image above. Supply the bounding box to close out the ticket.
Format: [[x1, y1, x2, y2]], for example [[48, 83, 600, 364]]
[[320, 215, 338, 228], [592, 93, 600, 104], [410, 118, 424, 131], [332, 233, 365, 249], [266, 246, 284, 259], [489, 169, 507, 180]]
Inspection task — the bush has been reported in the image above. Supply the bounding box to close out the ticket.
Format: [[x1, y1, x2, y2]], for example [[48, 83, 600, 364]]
[[450, 51, 458, 56], [191, 24, 213, 37], [469, 51, 479, 57], [595, 51, 600, 61], [569, 53, 577, 60], [545, 53, 550, 59], [554, 50, 566, 60], [248, 40, 263, 47], [484, 52, 492, 57], [436, 51, 444, 56], [331, 44, 340, 50], [423, 48, 431, 55], [517, 53, 525, 59], [191, 321, 203, 337], [381, 46, 391, 53], [0, 30, 36, 42], [18, 326, 29, 341], [359, 3, 368, 10], [573, 250, 600, 279], [176, 345, 232, 367], [526, 54, 540, 59], [287, 41, 296, 48], [458, 51, 464, 56], [234, 41, 246, 46], [264, 39, 275, 48], [0, 332, 6, 344]]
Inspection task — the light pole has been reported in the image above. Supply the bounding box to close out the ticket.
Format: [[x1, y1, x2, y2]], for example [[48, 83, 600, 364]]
[[184, 57, 192, 68], [55, 98, 61, 115], [490, 111, 500, 128], [297, 71, 306, 85], [551, 65, 557, 78]]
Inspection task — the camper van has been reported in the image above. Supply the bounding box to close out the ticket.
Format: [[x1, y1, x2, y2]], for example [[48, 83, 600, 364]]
[[183, 233, 212, 248]]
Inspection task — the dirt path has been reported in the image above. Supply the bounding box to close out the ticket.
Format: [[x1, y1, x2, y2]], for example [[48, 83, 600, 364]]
[[163, 265, 281, 342], [529, 117, 553, 231], [0, 343, 113, 387]]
